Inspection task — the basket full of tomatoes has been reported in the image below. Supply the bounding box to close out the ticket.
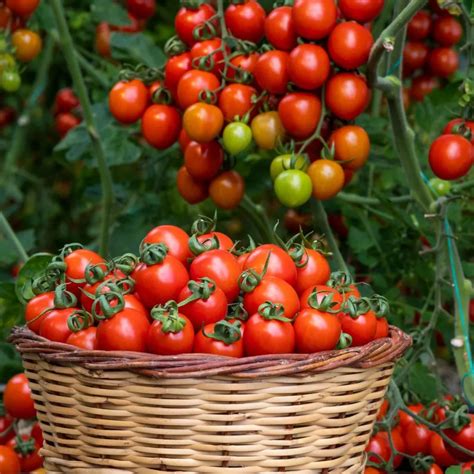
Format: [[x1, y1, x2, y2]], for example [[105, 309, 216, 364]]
[[10, 217, 411, 473]]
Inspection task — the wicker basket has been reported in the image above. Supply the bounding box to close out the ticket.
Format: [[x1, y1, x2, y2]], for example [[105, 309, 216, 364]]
[[10, 325, 411, 473]]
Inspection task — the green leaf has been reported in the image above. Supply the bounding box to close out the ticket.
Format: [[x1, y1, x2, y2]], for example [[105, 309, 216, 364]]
[[407, 362, 441, 403], [0, 229, 35, 265], [102, 128, 142, 166], [0, 283, 23, 343], [446, 466, 462, 474], [90, 0, 130, 26], [110, 32, 166, 67], [15, 253, 54, 304]]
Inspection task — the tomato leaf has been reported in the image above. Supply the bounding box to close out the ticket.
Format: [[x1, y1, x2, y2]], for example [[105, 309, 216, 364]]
[[407, 362, 442, 403], [0, 283, 23, 342], [445, 466, 462, 474], [0, 229, 35, 265], [110, 32, 166, 67], [90, 0, 130, 26], [15, 253, 54, 305]]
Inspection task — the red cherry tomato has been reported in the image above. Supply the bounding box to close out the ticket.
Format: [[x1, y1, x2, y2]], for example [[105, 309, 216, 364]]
[[374, 317, 389, 338], [429, 134, 473, 180], [328, 21, 374, 70], [66, 327, 98, 350], [164, 52, 192, 98], [430, 433, 458, 467], [294, 308, 341, 352], [0, 446, 20, 474], [264, 6, 297, 51], [340, 309, 377, 346], [39, 308, 78, 343], [109, 79, 148, 124], [407, 10, 432, 41], [403, 41, 430, 72], [54, 88, 79, 114], [55, 113, 80, 138], [64, 248, 105, 295], [410, 75, 439, 102], [95, 22, 111, 57], [338, 0, 384, 23], [399, 403, 424, 428], [218, 83, 257, 122], [141, 104, 181, 150], [3, 373, 36, 419], [209, 170, 245, 210], [191, 38, 228, 76], [0, 415, 13, 444], [293, 0, 337, 40], [380, 428, 406, 468], [194, 322, 244, 357], [25, 291, 55, 333], [176, 166, 209, 205], [7, 435, 42, 472], [196, 232, 234, 251], [325, 73, 369, 121], [224, 0, 266, 44], [147, 312, 194, 355], [254, 50, 290, 95], [376, 399, 389, 421], [294, 249, 331, 295], [179, 128, 192, 152], [177, 69, 220, 109], [429, 47, 459, 77], [365, 433, 390, 466], [143, 225, 192, 265], [462, 461, 474, 473], [190, 250, 241, 302], [432, 15, 463, 46], [6, 0, 39, 17], [97, 309, 150, 352], [300, 284, 343, 311], [443, 119, 474, 144], [228, 53, 259, 81], [444, 414, 474, 461], [126, 0, 156, 20], [404, 422, 433, 456], [175, 3, 216, 46], [278, 92, 322, 139], [288, 44, 330, 90]]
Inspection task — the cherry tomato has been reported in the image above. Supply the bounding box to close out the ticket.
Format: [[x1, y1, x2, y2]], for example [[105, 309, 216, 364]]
[[380, 427, 405, 468], [141, 104, 181, 150], [264, 6, 297, 51], [7, 435, 42, 472], [410, 75, 439, 102], [175, 3, 216, 46], [177, 70, 220, 109], [300, 284, 343, 311], [294, 249, 330, 295], [377, 399, 389, 421], [430, 433, 458, 467], [0, 106, 15, 128], [338, 0, 384, 22], [164, 52, 192, 99], [398, 403, 424, 428], [224, 0, 266, 43], [416, 465, 443, 474], [97, 308, 150, 352], [0, 446, 20, 474], [374, 317, 389, 338], [407, 10, 432, 41], [1, 69, 21, 92], [340, 309, 377, 346], [329, 125, 370, 170], [365, 433, 390, 466], [404, 422, 433, 456], [294, 308, 341, 353], [254, 50, 290, 95], [6, 0, 39, 17], [228, 53, 259, 81], [110, 13, 145, 33], [223, 122, 253, 155], [126, 0, 156, 20], [443, 118, 474, 143], [444, 414, 474, 461], [25, 292, 55, 334], [429, 134, 473, 180], [0, 5, 12, 29], [196, 232, 234, 251], [244, 244, 297, 287], [288, 44, 330, 90], [328, 21, 374, 70], [190, 249, 241, 301], [3, 373, 36, 419], [244, 311, 295, 356], [183, 102, 223, 143], [184, 140, 223, 181], [0, 414, 13, 444], [293, 0, 337, 40], [272, 167, 310, 206], [364, 468, 384, 474], [307, 159, 345, 200], [109, 79, 148, 124], [0, 53, 15, 72], [66, 327, 98, 350], [39, 308, 78, 343], [194, 322, 244, 357], [325, 73, 369, 121], [403, 41, 430, 72], [243, 276, 300, 319], [64, 249, 105, 295], [179, 128, 192, 152], [251, 111, 285, 150], [176, 166, 209, 204], [191, 38, 228, 76], [147, 312, 194, 355], [270, 154, 308, 180], [143, 225, 191, 265], [433, 15, 463, 46], [209, 170, 245, 210], [133, 257, 189, 308], [54, 88, 79, 114], [462, 461, 474, 473], [95, 22, 111, 57], [55, 113, 80, 138], [178, 279, 227, 331], [218, 84, 256, 122], [278, 92, 321, 139], [429, 47, 459, 77]]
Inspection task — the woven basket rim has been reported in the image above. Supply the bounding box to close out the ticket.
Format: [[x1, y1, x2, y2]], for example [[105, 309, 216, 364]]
[[9, 325, 411, 379]]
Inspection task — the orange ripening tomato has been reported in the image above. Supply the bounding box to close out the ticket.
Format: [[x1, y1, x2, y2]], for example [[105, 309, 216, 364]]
[[183, 103, 224, 143], [109, 79, 148, 124], [329, 125, 371, 170], [307, 159, 345, 200], [12, 29, 42, 62], [176, 166, 209, 204], [209, 171, 245, 210], [6, 0, 39, 17]]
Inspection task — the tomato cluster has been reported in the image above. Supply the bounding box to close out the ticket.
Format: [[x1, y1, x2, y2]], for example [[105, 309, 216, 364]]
[[0, 373, 44, 474], [405, 2, 463, 103], [53, 87, 81, 138], [428, 118, 473, 181], [0, 0, 42, 93], [23, 217, 393, 358], [364, 397, 474, 473], [108, 0, 383, 209]]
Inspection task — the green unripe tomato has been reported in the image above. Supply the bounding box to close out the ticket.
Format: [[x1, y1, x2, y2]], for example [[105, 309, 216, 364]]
[[274, 169, 312, 208], [1, 70, 21, 92], [222, 122, 253, 155], [270, 154, 308, 181], [429, 178, 451, 196], [0, 53, 15, 72]]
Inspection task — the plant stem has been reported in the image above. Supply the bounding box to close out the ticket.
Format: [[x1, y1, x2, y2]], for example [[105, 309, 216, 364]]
[[239, 194, 277, 245], [75, 51, 110, 89], [311, 199, 349, 274], [337, 192, 412, 205], [0, 213, 28, 262], [51, 0, 114, 255]]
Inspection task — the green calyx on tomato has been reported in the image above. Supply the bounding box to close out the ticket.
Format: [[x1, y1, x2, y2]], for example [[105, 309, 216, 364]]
[[239, 252, 272, 292], [327, 271, 354, 291], [83, 261, 109, 285], [274, 169, 312, 208], [112, 253, 140, 275], [202, 319, 242, 345], [270, 154, 309, 181], [258, 301, 292, 322], [91, 290, 125, 320], [178, 278, 217, 305], [10, 435, 35, 456], [140, 242, 169, 265], [429, 178, 452, 196], [150, 301, 188, 333], [343, 296, 373, 318], [223, 122, 253, 155], [189, 233, 220, 256], [226, 301, 249, 322], [307, 289, 340, 313], [337, 332, 353, 349], [67, 309, 93, 333], [53, 283, 78, 309], [369, 294, 390, 318]]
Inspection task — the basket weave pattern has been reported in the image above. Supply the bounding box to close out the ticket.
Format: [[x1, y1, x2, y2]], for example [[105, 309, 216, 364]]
[[10, 326, 411, 473]]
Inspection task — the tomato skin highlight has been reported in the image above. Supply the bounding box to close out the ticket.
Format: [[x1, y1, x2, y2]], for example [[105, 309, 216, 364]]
[[265, 6, 297, 51], [429, 134, 473, 180], [194, 323, 244, 357], [278, 92, 322, 139], [3, 373, 36, 419], [109, 79, 148, 124], [292, 0, 337, 40], [141, 105, 181, 150], [224, 0, 266, 44]]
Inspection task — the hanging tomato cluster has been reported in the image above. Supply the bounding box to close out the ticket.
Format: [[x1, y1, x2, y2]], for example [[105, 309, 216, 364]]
[[364, 397, 474, 473], [23, 216, 392, 358], [53, 87, 81, 138], [0, 0, 42, 93], [108, 0, 384, 209], [0, 373, 44, 474], [404, 0, 463, 103]]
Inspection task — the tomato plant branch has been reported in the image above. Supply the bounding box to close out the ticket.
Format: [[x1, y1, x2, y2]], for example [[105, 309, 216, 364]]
[[0, 212, 29, 263], [240, 194, 277, 245], [337, 192, 412, 205], [311, 199, 349, 274], [50, 0, 114, 255]]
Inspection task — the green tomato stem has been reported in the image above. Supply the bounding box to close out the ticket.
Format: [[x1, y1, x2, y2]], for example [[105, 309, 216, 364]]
[[240, 194, 278, 245], [0, 212, 29, 262]]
